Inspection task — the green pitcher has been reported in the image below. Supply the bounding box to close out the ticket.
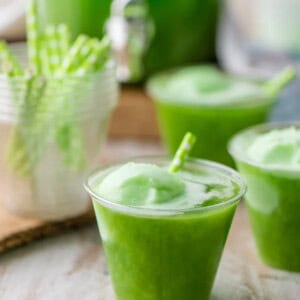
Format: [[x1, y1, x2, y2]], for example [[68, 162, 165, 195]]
[[36, 0, 111, 40], [108, 0, 219, 81], [146, 0, 219, 73]]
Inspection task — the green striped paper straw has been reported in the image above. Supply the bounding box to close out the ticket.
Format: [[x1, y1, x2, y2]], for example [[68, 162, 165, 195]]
[[169, 132, 196, 173], [56, 125, 85, 171], [75, 37, 110, 76], [264, 66, 297, 98], [52, 29, 90, 170], [7, 128, 31, 176], [40, 46, 51, 76], [7, 73, 35, 176], [39, 27, 54, 76], [56, 24, 70, 67], [26, 0, 41, 74], [44, 25, 61, 75], [93, 36, 110, 71], [60, 35, 89, 74], [69, 37, 96, 75], [0, 41, 23, 76], [74, 38, 99, 76]]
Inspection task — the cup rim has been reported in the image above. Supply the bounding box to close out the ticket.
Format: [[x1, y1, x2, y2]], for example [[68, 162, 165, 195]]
[[0, 61, 115, 82], [228, 121, 300, 172], [84, 155, 246, 217], [146, 65, 274, 109]]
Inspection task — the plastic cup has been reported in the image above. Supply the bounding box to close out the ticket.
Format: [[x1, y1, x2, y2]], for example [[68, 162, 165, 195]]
[[85, 157, 246, 300], [0, 44, 119, 220], [147, 67, 275, 167], [229, 122, 300, 271]]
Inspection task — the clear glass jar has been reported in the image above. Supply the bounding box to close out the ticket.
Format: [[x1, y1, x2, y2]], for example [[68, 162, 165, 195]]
[[0, 44, 119, 220]]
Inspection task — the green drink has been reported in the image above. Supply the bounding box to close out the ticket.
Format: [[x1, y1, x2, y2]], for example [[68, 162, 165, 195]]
[[85, 157, 245, 300], [147, 66, 277, 167], [229, 123, 300, 271], [36, 0, 111, 39]]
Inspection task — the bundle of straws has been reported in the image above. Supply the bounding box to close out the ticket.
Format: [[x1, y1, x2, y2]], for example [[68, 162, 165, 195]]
[[0, 0, 110, 177]]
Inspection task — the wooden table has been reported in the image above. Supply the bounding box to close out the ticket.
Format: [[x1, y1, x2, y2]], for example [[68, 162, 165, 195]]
[[0, 139, 299, 300]]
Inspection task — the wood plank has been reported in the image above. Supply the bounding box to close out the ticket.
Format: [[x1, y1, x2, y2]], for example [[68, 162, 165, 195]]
[[108, 87, 159, 138]]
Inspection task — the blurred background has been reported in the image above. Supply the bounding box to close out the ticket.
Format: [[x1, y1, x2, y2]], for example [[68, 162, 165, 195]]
[[1, 0, 299, 131]]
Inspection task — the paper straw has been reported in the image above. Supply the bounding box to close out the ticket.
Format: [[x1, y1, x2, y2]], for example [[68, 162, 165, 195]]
[[74, 39, 99, 76], [40, 46, 51, 76], [0, 41, 23, 76], [72, 38, 98, 76], [26, 0, 41, 74], [7, 128, 31, 176], [44, 25, 61, 75], [7, 74, 35, 176], [56, 24, 70, 61], [264, 66, 297, 98], [75, 37, 110, 76], [93, 36, 110, 71], [169, 132, 197, 173], [60, 35, 89, 74]]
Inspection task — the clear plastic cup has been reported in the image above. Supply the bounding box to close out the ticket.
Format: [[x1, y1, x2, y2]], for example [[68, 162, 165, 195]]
[[85, 156, 246, 300], [0, 44, 119, 220], [147, 67, 274, 167], [229, 122, 300, 271]]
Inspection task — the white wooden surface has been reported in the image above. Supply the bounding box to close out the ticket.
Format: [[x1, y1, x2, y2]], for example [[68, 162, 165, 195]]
[[0, 205, 299, 300], [0, 139, 299, 300]]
